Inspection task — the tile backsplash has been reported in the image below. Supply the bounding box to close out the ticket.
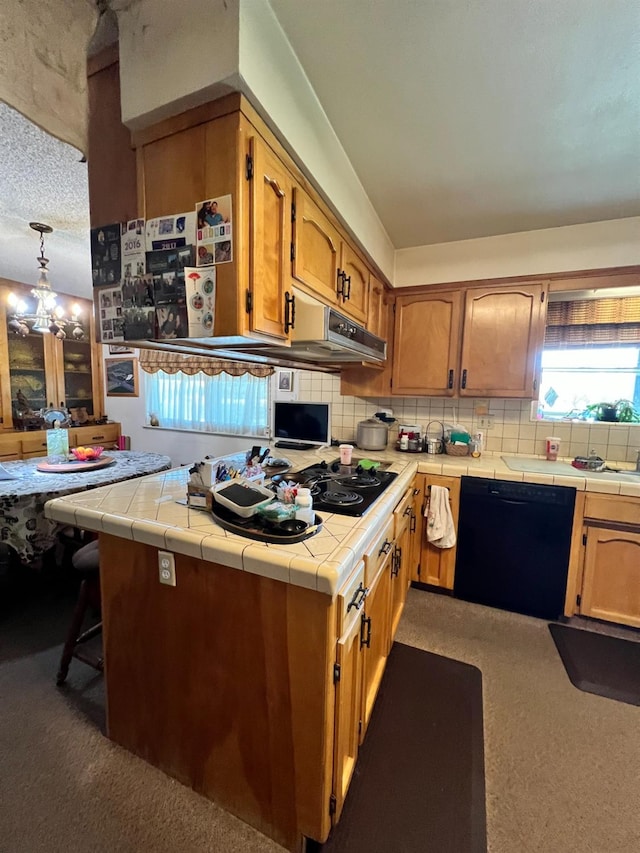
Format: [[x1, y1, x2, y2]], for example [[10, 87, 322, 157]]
[[296, 371, 640, 465]]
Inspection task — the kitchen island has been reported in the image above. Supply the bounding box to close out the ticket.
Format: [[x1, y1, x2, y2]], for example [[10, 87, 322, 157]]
[[45, 448, 418, 851], [44, 447, 640, 849]]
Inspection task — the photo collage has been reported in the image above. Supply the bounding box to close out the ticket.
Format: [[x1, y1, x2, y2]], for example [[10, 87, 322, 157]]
[[91, 198, 231, 342]]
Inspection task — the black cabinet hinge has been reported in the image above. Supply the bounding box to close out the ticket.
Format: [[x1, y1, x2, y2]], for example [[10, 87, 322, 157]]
[[333, 662, 341, 683], [576, 594, 582, 607], [329, 794, 337, 816], [291, 242, 295, 262], [582, 533, 587, 546], [291, 202, 296, 222], [245, 154, 253, 180], [245, 289, 252, 313]]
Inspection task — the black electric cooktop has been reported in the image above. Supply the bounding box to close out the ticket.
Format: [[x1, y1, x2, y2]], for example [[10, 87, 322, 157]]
[[286, 458, 397, 517]]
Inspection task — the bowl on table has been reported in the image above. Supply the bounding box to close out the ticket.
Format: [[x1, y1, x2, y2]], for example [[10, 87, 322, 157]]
[[71, 445, 104, 462]]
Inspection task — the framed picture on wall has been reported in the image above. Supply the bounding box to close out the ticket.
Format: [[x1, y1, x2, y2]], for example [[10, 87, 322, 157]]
[[105, 357, 139, 397], [277, 370, 294, 392]]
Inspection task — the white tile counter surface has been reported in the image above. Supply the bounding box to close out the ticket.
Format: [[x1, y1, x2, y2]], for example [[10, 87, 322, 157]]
[[45, 447, 640, 597]]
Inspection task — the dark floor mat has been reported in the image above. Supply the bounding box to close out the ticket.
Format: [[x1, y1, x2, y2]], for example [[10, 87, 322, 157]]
[[320, 642, 486, 853], [549, 623, 640, 706]]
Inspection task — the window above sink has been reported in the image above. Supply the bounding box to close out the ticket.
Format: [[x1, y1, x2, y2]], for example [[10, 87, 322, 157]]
[[536, 287, 640, 423]]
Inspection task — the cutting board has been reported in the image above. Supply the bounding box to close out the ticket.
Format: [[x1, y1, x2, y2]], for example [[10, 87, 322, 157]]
[[501, 457, 587, 477], [36, 456, 115, 473]]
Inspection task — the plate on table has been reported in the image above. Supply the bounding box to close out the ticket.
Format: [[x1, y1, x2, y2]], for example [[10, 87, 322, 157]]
[[36, 456, 115, 473]]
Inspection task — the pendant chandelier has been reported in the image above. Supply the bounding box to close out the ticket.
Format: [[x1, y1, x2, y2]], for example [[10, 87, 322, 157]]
[[7, 222, 83, 339]]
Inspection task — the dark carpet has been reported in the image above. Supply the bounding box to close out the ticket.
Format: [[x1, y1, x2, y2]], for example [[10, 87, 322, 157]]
[[321, 642, 486, 853], [549, 623, 640, 707]]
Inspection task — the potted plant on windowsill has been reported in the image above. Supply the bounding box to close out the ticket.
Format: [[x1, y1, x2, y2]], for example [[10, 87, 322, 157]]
[[585, 400, 640, 423]]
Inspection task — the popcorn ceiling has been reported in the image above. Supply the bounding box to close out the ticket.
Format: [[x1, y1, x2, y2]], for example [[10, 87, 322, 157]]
[[0, 103, 91, 297]]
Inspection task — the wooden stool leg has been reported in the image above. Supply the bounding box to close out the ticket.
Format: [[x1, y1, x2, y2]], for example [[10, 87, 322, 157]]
[[56, 579, 90, 686]]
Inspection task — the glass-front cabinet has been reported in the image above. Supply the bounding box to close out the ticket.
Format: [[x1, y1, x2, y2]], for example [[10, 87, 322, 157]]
[[0, 282, 103, 430]]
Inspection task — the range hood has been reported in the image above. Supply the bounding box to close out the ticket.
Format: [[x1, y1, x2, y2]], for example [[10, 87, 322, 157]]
[[233, 293, 387, 365], [127, 292, 387, 369]]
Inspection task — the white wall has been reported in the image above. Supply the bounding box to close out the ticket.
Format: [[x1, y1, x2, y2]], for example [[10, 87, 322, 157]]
[[394, 217, 640, 287]]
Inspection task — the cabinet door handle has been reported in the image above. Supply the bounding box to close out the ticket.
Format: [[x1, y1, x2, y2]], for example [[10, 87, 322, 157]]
[[91, 435, 105, 440], [347, 583, 369, 612], [413, 488, 421, 496], [461, 368, 467, 389], [533, 378, 538, 392], [448, 369, 454, 389], [343, 275, 351, 300], [403, 505, 412, 517], [378, 539, 392, 557], [336, 269, 345, 298], [391, 546, 401, 577], [360, 614, 372, 649], [410, 510, 416, 533], [284, 291, 296, 334]]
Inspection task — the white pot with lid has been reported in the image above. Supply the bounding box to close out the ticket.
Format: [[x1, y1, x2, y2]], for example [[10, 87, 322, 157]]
[[356, 417, 389, 450]]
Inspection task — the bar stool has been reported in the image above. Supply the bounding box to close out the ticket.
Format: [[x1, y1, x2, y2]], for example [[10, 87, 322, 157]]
[[56, 539, 103, 686]]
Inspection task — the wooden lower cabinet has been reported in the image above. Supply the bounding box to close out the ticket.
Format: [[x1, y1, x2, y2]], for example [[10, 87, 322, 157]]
[[415, 473, 461, 589], [359, 554, 392, 742], [0, 423, 121, 459], [98, 491, 411, 851], [580, 526, 640, 628], [332, 605, 364, 822]]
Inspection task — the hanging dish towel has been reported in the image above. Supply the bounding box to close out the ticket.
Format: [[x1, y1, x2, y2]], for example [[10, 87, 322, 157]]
[[424, 485, 456, 549]]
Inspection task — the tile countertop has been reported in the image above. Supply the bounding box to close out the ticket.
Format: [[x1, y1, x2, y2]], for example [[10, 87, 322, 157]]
[[44, 446, 640, 598]]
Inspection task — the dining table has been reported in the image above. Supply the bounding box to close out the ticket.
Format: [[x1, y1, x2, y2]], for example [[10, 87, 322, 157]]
[[0, 450, 172, 564]]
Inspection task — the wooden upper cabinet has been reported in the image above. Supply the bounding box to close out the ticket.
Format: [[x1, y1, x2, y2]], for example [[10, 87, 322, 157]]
[[392, 291, 462, 396], [292, 188, 340, 305], [339, 243, 368, 324], [292, 188, 370, 323], [390, 282, 546, 398], [367, 275, 387, 338], [141, 124, 207, 218], [249, 137, 292, 341], [459, 283, 546, 397]]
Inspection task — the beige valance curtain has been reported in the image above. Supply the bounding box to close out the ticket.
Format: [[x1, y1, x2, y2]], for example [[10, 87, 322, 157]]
[[138, 349, 274, 378], [545, 298, 640, 346]]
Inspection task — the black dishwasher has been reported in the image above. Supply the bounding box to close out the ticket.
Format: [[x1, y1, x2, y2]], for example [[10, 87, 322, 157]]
[[454, 477, 576, 620]]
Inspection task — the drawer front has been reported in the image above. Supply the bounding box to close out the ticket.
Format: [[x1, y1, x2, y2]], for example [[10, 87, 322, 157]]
[[584, 494, 640, 527], [20, 433, 52, 454], [363, 516, 394, 586], [74, 423, 120, 447], [0, 438, 22, 457], [393, 486, 414, 538], [337, 560, 366, 635]]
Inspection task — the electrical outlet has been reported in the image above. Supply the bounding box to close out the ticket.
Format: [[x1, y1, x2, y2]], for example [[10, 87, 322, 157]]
[[478, 416, 494, 429], [158, 550, 176, 586]]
